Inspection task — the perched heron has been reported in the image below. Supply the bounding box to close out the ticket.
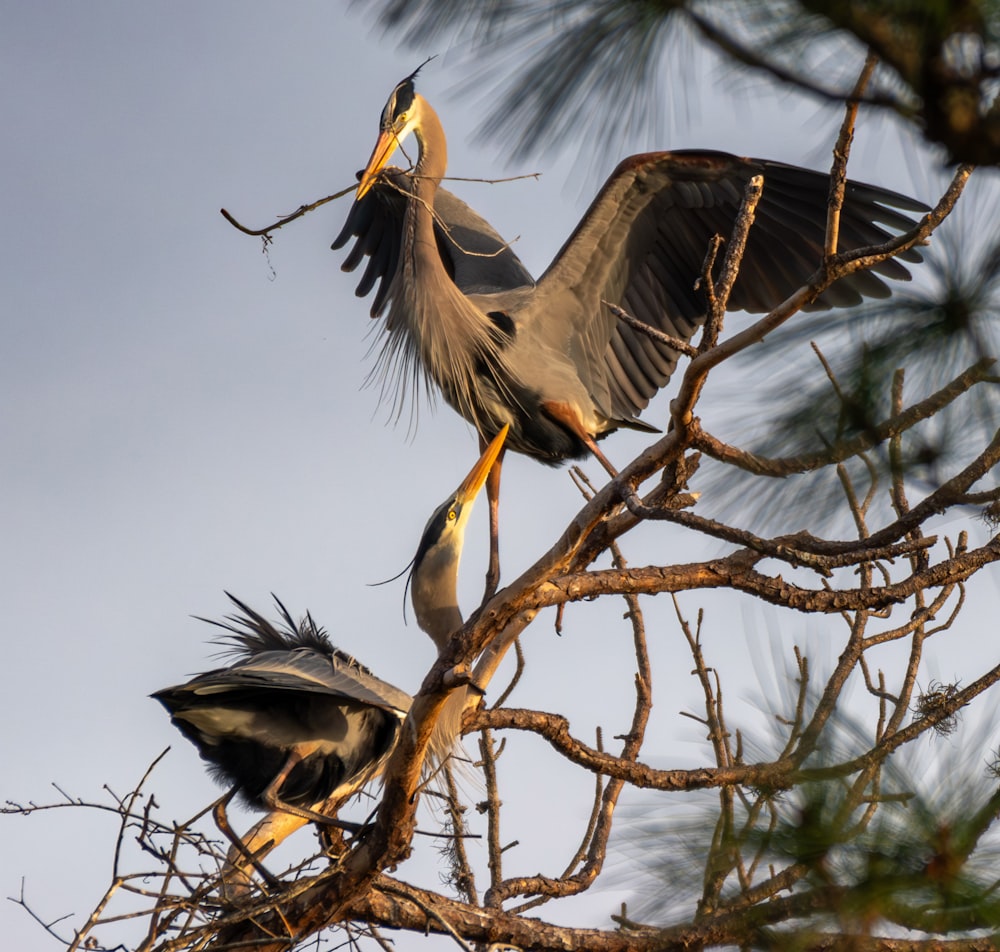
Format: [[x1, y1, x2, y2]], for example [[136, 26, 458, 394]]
[[333, 65, 927, 593], [153, 425, 508, 866], [153, 596, 411, 829]]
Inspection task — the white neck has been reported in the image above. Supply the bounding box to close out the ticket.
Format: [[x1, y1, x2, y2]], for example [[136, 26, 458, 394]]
[[411, 541, 464, 653]]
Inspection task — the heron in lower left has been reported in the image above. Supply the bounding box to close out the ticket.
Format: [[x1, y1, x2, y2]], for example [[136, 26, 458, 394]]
[[153, 425, 508, 871]]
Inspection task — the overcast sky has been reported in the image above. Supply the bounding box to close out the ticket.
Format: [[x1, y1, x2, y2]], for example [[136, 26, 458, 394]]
[[4, 4, 998, 950]]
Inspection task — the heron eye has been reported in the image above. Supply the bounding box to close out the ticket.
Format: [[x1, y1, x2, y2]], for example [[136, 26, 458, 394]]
[[447, 509, 457, 522]]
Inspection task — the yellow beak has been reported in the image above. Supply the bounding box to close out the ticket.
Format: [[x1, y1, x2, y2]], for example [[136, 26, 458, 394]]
[[456, 425, 509, 501], [357, 128, 399, 200]]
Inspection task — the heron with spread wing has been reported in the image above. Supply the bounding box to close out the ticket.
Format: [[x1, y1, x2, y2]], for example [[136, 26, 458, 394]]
[[333, 65, 927, 595], [154, 426, 508, 874]]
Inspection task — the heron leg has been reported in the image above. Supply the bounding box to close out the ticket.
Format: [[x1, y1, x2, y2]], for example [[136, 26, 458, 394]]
[[481, 437, 506, 602], [541, 400, 619, 478], [222, 810, 310, 902], [212, 790, 283, 901], [217, 748, 367, 902], [260, 746, 364, 832], [582, 435, 619, 479], [262, 793, 364, 833]]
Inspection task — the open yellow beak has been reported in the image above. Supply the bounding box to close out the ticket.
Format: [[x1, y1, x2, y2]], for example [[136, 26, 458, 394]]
[[456, 425, 509, 502]]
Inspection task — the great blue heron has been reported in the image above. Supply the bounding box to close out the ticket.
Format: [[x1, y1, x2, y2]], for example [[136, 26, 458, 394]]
[[153, 425, 508, 868], [333, 66, 927, 594]]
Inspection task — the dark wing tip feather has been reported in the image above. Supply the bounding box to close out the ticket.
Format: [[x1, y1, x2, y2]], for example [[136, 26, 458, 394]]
[[548, 150, 926, 425]]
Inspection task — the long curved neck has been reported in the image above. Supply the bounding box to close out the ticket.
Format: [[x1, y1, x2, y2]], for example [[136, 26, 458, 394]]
[[411, 532, 470, 767], [411, 541, 464, 654], [412, 94, 447, 198], [394, 96, 509, 432], [407, 95, 451, 290]]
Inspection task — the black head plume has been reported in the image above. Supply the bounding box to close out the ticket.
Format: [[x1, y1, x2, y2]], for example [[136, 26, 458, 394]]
[[381, 55, 436, 129]]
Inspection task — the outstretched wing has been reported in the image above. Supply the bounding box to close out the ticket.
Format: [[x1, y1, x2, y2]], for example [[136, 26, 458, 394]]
[[530, 150, 927, 421], [333, 167, 535, 317]]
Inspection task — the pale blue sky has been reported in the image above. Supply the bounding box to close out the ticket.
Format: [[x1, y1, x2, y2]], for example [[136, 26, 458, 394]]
[[3, 4, 997, 949]]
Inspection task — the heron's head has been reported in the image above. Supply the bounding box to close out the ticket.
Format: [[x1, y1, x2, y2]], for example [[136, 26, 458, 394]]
[[357, 64, 431, 200], [412, 425, 508, 579], [409, 425, 508, 643]]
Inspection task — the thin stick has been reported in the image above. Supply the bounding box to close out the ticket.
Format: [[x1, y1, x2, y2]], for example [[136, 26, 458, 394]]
[[825, 51, 878, 256], [220, 184, 358, 236]]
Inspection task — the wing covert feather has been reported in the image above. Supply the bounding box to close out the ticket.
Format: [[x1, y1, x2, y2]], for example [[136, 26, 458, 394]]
[[182, 647, 412, 715]]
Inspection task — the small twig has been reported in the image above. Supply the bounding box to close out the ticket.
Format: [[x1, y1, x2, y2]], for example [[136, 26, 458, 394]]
[[220, 183, 358, 236], [441, 764, 478, 906], [669, 173, 763, 432], [695, 233, 725, 310], [10, 881, 78, 949], [825, 51, 878, 256], [383, 172, 522, 261], [491, 638, 525, 710], [440, 172, 541, 186], [712, 175, 764, 319], [603, 302, 700, 358], [691, 358, 996, 479], [379, 881, 476, 952], [479, 728, 505, 904]]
